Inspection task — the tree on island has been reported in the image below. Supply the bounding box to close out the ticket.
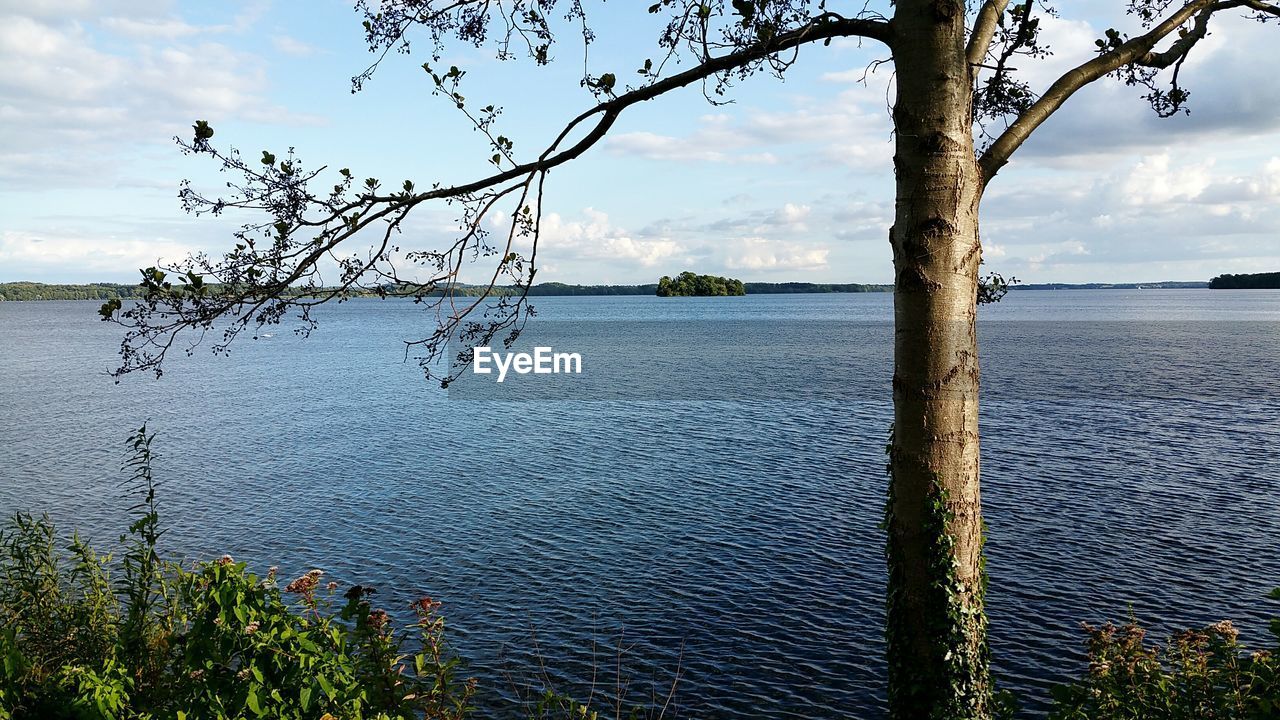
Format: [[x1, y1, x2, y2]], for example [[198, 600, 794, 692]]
[[656, 271, 747, 297], [102, 2, 1280, 717]]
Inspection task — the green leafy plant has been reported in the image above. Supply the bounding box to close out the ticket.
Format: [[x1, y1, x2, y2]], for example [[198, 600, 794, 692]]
[[0, 427, 479, 719]]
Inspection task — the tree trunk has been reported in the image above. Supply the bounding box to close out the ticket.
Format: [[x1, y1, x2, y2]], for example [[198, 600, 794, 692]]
[[885, 2, 990, 718]]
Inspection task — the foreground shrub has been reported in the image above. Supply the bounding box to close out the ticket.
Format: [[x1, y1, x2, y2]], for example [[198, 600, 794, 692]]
[[1051, 602, 1280, 720], [0, 426, 475, 720]]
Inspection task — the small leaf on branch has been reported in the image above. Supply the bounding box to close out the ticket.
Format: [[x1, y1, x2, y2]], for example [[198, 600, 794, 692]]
[[192, 120, 214, 141], [99, 298, 121, 320]]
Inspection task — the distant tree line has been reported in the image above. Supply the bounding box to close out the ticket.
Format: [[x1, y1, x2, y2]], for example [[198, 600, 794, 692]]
[[524, 282, 656, 296], [744, 281, 891, 294], [1209, 272, 1280, 289], [1014, 281, 1206, 290], [4, 279, 896, 302], [0, 282, 145, 301], [656, 271, 746, 297]]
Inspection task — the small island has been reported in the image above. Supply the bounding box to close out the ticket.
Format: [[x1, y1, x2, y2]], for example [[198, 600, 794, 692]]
[[656, 271, 746, 297], [1209, 272, 1280, 289]]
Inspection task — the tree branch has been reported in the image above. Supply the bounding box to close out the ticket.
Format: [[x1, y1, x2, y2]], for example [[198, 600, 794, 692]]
[[361, 13, 889, 209], [967, 0, 1012, 70], [978, 0, 1271, 182], [108, 10, 892, 382]]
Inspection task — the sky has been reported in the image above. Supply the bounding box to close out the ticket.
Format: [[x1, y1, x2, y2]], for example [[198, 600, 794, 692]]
[[2, 0, 1279, 286]]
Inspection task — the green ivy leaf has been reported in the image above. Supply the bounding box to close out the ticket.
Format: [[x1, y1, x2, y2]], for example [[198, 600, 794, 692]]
[[316, 674, 335, 700]]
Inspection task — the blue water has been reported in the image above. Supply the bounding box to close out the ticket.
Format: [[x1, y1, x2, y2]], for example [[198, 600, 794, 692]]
[[1, 289, 1278, 717]]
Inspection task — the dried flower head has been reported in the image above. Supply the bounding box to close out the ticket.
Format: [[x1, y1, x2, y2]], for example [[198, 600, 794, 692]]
[[411, 596, 442, 617], [285, 569, 324, 595], [1208, 619, 1239, 642]]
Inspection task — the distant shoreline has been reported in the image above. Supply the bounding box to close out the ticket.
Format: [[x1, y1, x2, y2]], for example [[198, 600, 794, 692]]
[[1013, 281, 1207, 290], [0, 279, 1212, 301]]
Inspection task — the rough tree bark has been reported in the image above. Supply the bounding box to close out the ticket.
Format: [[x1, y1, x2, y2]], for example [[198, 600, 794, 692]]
[[886, 1, 989, 717]]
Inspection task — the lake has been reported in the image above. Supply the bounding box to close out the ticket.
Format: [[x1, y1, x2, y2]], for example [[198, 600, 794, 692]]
[[1, 289, 1278, 717]]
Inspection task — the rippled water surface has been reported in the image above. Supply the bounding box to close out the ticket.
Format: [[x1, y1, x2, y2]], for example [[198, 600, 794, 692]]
[[2, 289, 1278, 717]]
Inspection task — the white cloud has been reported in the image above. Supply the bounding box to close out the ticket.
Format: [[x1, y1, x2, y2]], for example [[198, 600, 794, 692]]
[[820, 68, 871, 84], [723, 237, 830, 272], [773, 203, 810, 229], [699, 200, 824, 238], [0, 7, 322, 189], [606, 86, 894, 173], [979, 146, 1280, 281], [273, 35, 317, 57], [1121, 153, 1214, 206], [0, 229, 201, 278], [0, 0, 167, 20], [100, 16, 212, 39], [538, 209, 683, 268], [605, 128, 778, 165], [1029, 241, 1090, 263]]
